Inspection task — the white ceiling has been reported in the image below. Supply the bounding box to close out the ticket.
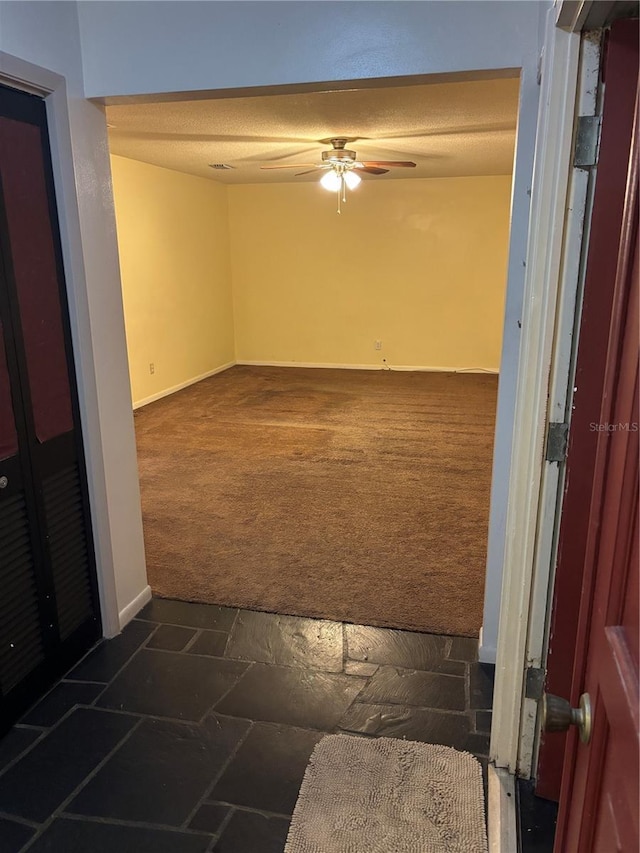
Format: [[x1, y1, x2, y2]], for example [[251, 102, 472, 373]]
[[106, 76, 520, 184]]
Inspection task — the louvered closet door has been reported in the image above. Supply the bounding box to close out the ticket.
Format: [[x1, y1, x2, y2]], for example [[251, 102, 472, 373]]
[[0, 316, 47, 700], [0, 84, 100, 733]]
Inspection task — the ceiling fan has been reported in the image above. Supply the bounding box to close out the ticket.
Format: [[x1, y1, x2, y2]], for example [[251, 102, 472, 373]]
[[260, 138, 416, 213]]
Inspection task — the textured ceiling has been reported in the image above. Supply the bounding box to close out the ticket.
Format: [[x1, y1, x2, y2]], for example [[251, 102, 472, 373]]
[[106, 77, 519, 184]]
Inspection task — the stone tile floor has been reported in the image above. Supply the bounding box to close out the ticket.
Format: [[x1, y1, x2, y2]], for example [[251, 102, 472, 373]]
[[0, 598, 495, 852], [517, 779, 558, 853]]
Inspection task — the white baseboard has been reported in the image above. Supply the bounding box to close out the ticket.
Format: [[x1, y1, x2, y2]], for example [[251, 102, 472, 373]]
[[118, 585, 152, 630], [132, 360, 497, 410], [133, 361, 236, 409], [479, 648, 498, 664], [487, 765, 517, 852], [237, 360, 498, 374], [479, 626, 498, 664]]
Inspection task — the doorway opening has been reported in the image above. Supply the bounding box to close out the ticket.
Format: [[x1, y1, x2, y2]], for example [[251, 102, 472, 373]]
[[106, 71, 519, 641]]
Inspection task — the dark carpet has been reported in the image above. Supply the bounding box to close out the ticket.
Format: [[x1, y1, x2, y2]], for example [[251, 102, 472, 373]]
[[134, 366, 498, 637]]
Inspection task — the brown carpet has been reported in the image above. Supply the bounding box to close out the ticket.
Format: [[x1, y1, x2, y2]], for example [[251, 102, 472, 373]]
[[134, 366, 497, 637]]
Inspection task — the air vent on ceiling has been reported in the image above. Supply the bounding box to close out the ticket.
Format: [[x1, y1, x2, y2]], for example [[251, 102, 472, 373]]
[[209, 163, 234, 170]]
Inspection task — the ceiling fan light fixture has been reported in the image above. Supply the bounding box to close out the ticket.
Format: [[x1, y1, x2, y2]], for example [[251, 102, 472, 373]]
[[261, 139, 416, 213], [343, 171, 361, 190], [320, 170, 342, 192]]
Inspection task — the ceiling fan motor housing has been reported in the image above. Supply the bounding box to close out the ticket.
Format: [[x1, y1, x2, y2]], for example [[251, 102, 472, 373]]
[[322, 148, 357, 163], [322, 137, 357, 164]]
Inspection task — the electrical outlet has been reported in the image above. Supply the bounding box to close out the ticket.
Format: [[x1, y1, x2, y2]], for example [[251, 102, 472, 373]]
[[374, 340, 382, 351], [149, 363, 155, 375]]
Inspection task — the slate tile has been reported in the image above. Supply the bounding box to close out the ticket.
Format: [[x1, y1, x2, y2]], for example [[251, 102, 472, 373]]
[[188, 630, 229, 658], [344, 661, 378, 676], [339, 702, 471, 749], [517, 778, 558, 853], [216, 664, 365, 730], [358, 666, 466, 710], [139, 598, 237, 631], [189, 803, 230, 834], [465, 731, 490, 757], [22, 682, 104, 727], [345, 625, 464, 675], [0, 604, 487, 852], [0, 708, 137, 822], [28, 817, 212, 853], [146, 624, 197, 651], [214, 810, 290, 852], [226, 610, 343, 672], [67, 620, 155, 682], [210, 722, 322, 815], [96, 649, 247, 720], [448, 636, 478, 662], [0, 726, 41, 771], [470, 662, 495, 709], [0, 817, 35, 853], [476, 710, 492, 733], [68, 714, 249, 826]]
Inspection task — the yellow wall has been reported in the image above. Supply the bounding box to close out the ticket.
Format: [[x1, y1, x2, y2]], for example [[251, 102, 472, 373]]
[[228, 176, 511, 370], [112, 162, 512, 399], [111, 154, 234, 406]]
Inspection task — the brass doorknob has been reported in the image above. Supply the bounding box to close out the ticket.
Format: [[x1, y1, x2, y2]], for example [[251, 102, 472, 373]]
[[541, 692, 592, 744]]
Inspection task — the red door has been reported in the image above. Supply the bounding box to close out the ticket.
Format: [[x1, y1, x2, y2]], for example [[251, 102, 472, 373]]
[[552, 89, 639, 853], [556, 137, 638, 852], [537, 18, 639, 806]]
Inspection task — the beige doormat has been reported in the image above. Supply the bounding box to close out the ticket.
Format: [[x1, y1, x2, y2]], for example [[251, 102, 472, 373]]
[[285, 734, 488, 853]]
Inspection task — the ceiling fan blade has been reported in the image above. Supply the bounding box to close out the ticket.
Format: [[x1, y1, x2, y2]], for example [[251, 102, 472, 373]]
[[355, 166, 389, 175], [260, 163, 317, 170], [295, 168, 325, 176], [362, 161, 416, 168]]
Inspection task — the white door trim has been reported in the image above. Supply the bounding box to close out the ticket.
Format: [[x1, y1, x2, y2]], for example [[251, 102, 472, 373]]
[[517, 31, 602, 778], [490, 13, 582, 773], [0, 51, 122, 637]]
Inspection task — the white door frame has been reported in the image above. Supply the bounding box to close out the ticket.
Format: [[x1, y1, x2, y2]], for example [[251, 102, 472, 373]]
[[489, 0, 614, 783], [490, 9, 585, 774], [518, 30, 602, 777], [0, 51, 123, 637]]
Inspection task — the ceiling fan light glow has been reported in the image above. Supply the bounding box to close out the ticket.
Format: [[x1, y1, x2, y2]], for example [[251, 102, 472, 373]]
[[343, 171, 361, 190], [320, 170, 342, 191]]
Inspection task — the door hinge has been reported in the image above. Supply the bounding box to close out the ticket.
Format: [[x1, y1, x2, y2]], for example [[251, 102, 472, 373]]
[[574, 115, 602, 168], [525, 666, 545, 701], [546, 421, 569, 462]]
